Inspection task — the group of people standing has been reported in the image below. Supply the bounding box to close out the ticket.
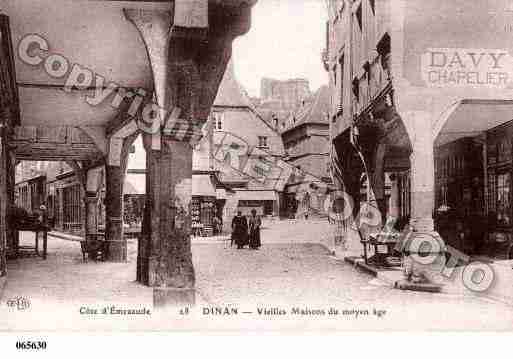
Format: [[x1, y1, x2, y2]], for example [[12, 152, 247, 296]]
[[231, 209, 262, 249]]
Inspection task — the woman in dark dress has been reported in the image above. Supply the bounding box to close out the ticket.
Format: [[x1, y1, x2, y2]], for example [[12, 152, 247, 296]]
[[248, 209, 262, 249], [231, 211, 248, 249]]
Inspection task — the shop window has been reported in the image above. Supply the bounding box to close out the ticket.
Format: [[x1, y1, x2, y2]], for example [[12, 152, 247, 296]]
[[263, 201, 274, 215], [496, 172, 510, 226], [201, 201, 215, 226]]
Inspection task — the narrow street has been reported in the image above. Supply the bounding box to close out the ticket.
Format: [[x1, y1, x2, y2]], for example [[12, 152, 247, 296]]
[[1, 219, 512, 331]]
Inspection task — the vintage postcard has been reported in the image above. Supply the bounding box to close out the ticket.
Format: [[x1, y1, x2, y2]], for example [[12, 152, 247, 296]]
[[0, 0, 513, 341]]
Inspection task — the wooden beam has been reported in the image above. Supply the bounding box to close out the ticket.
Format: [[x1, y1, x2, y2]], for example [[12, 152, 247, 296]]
[[12, 142, 102, 162]]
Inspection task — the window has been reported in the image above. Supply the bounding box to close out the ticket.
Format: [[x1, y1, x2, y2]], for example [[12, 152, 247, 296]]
[[338, 54, 345, 112], [272, 114, 278, 129], [370, 0, 375, 15], [496, 172, 511, 226], [356, 4, 363, 31], [213, 112, 223, 130], [377, 33, 391, 80], [352, 77, 360, 101], [258, 136, 268, 148]]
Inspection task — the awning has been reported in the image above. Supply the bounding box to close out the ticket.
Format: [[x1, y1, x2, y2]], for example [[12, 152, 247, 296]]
[[435, 99, 513, 147], [193, 174, 216, 197], [124, 173, 145, 195], [236, 190, 277, 201]]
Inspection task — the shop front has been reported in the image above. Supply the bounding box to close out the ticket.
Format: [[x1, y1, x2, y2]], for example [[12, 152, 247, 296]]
[[235, 190, 278, 217], [434, 101, 513, 259], [191, 174, 217, 237]]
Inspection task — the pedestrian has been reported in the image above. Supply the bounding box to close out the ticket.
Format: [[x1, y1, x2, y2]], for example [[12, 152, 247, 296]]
[[231, 211, 248, 249], [248, 209, 262, 249]]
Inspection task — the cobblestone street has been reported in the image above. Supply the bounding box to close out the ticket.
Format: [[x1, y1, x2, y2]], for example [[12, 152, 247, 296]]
[[1, 220, 512, 331]]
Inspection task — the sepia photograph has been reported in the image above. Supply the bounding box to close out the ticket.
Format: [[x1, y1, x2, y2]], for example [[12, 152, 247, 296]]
[[0, 0, 513, 343]]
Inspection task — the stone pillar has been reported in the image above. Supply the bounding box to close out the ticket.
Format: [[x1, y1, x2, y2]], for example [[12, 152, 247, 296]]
[[125, 2, 254, 307], [104, 164, 126, 262], [409, 137, 436, 233], [84, 193, 98, 235], [403, 112, 445, 283], [141, 136, 195, 306]]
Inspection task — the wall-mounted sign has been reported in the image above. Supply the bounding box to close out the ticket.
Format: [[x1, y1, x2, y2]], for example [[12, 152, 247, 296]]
[[421, 48, 513, 88]]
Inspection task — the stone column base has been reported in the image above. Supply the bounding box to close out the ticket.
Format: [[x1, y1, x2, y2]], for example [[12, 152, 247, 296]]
[[105, 239, 127, 262], [153, 287, 195, 308], [402, 230, 446, 285]]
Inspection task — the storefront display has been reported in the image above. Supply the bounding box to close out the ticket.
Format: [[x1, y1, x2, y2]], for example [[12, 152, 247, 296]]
[[191, 196, 216, 237]]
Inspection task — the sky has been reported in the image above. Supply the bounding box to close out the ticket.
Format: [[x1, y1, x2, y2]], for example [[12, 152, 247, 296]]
[[232, 0, 329, 98]]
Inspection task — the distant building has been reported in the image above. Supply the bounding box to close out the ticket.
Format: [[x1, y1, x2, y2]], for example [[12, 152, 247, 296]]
[[278, 85, 333, 219], [255, 78, 312, 134], [260, 77, 310, 108], [209, 61, 287, 230], [281, 85, 331, 181]]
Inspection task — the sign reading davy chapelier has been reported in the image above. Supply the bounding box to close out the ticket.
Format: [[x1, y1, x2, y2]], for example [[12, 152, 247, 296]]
[[421, 48, 513, 88]]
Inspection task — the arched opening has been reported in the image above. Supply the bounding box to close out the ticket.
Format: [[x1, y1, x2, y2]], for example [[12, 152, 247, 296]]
[[433, 99, 513, 259]]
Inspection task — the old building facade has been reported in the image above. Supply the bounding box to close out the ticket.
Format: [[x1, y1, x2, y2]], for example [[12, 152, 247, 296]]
[[210, 61, 287, 227], [281, 85, 331, 181], [325, 0, 513, 258], [280, 85, 333, 218]]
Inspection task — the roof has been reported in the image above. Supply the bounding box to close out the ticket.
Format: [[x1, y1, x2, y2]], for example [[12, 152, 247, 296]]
[[213, 60, 254, 108], [281, 85, 330, 133], [213, 59, 283, 136]]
